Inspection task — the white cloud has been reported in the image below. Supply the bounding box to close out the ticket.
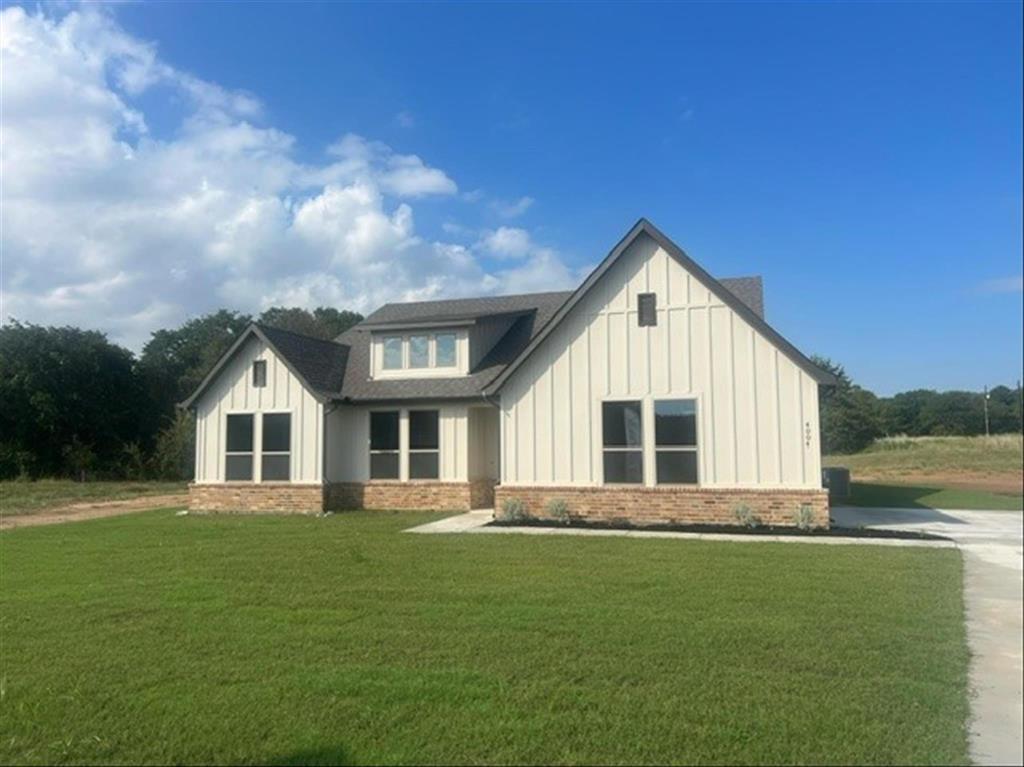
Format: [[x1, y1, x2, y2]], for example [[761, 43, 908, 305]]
[[490, 195, 534, 218], [977, 276, 1024, 294], [0, 5, 576, 350], [395, 110, 415, 129], [480, 227, 533, 259]]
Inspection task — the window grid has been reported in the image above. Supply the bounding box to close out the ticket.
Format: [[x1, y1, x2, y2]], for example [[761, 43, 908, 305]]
[[260, 413, 291, 482], [225, 413, 254, 481], [408, 410, 440, 480], [378, 333, 458, 372], [369, 411, 400, 479]]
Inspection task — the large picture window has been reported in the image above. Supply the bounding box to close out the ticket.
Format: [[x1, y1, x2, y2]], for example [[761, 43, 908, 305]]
[[408, 410, 440, 479], [602, 401, 643, 483], [370, 411, 400, 479], [225, 414, 254, 481], [261, 413, 291, 481], [655, 400, 698, 484]]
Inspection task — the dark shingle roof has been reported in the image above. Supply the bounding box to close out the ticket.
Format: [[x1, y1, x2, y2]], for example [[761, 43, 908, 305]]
[[720, 276, 764, 319], [256, 324, 349, 396], [333, 291, 572, 402]]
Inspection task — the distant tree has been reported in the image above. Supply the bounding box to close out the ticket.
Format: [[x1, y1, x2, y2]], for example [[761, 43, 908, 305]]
[[0, 321, 146, 478], [257, 306, 363, 340], [987, 385, 1023, 434], [137, 310, 252, 436], [812, 356, 884, 454]]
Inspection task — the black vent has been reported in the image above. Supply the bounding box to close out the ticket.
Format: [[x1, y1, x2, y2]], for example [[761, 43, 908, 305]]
[[637, 293, 657, 327], [252, 360, 267, 387]]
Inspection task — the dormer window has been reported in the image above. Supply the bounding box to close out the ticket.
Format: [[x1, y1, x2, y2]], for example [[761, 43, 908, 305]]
[[375, 332, 460, 375], [383, 337, 403, 370], [435, 333, 456, 366], [409, 335, 430, 368]]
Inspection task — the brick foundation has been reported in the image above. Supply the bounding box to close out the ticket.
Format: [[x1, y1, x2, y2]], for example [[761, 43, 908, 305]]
[[493, 485, 830, 529], [325, 481, 478, 512], [189, 483, 324, 514]]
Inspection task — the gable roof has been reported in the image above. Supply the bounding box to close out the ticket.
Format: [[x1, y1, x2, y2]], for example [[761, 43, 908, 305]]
[[179, 323, 348, 409], [333, 291, 571, 402], [484, 218, 835, 394]]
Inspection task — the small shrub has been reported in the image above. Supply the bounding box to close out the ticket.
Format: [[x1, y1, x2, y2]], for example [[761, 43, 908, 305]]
[[500, 497, 527, 522], [545, 498, 570, 524], [732, 504, 762, 529], [793, 504, 817, 531]]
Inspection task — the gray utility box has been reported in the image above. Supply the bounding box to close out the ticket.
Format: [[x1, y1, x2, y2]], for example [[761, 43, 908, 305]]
[[822, 467, 851, 501]]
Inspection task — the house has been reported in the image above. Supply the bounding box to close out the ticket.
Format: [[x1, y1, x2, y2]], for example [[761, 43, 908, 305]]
[[182, 219, 835, 527]]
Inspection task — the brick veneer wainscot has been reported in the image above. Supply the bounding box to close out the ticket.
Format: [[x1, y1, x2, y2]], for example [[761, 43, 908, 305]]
[[493, 485, 830, 529], [325, 481, 484, 512], [189, 483, 324, 514]]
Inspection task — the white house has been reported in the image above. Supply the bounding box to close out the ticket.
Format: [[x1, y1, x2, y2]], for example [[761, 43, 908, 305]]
[[183, 219, 835, 527]]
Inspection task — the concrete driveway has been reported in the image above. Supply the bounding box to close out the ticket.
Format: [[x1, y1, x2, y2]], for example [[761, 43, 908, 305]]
[[833, 506, 1023, 766]]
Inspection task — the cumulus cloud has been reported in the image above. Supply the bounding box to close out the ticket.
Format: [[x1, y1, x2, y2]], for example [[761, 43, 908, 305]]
[[0, 5, 576, 350]]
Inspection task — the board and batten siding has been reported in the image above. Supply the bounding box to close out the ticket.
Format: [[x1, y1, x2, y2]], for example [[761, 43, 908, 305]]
[[325, 404, 470, 482], [194, 336, 324, 484], [499, 232, 822, 489]]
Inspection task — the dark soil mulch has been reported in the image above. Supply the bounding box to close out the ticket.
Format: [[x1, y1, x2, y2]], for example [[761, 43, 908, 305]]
[[486, 517, 950, 541]]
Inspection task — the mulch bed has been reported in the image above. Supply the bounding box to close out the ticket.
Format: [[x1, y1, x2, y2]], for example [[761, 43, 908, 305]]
[[486, 517, 950, 541]]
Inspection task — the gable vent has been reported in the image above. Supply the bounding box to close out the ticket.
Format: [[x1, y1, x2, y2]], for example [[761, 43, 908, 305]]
[[637, 293, 657, 327]]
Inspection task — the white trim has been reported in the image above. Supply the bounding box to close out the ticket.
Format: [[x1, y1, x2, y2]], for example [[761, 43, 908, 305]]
[[222, 409, 295, 484]]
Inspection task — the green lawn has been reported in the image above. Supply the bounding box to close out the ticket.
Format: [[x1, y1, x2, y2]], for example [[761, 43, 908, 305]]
[[846, 481, 1023, 511], [0, 510, 969, 765], [0, 480, 186, 516]]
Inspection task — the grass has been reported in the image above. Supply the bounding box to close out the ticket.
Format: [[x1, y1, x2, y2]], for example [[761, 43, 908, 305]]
[[826, 434, 1023, 510], [0, 510, 969, 765], [847, 481, 1023, 511], [0, 480, 186, 516]]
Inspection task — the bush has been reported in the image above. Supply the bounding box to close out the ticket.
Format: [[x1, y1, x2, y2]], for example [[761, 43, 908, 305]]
[[150, 411, 195, 480], [499, 497, 527, 522], [732, 504, 762, 529], [545, 498, 570, 524], [793, 504, 817, 531]]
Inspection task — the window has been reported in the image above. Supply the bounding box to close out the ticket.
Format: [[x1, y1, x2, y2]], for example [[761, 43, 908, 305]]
[[408, 410, 440, 479], [655, 400, 698, 484], [638, 293, 657, 327], [602, 401, 643, 483], [370, 411, 400, 479], [252, 360, 267, 387], [261, 413, 291, 481], [225, 414, 254, 481], [409, 335, 430, 368], [435, 333, 456, 367], [383, 337, 403, 370]]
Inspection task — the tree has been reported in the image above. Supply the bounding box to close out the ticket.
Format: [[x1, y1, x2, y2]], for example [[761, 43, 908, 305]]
[[0, 322, 146, 478], [137, 310, 252, 437], [812, 356, 883, 454], [257, 306, 363, 340]]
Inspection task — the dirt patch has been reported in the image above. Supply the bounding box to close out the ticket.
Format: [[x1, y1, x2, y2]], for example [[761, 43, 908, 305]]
[[0, 494, 187, 530], [853, 471, 1023, 495]]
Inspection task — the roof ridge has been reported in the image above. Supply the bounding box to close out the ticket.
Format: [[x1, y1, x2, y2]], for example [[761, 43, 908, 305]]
[[255, 321, 347, 347], [372, 289, 574, 311]]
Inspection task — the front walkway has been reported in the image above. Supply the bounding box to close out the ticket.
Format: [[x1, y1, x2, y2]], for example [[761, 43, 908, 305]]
[[408, 506, 1023, 766]]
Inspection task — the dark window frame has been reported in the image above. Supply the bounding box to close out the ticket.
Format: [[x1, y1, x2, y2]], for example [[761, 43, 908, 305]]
[[408, 409, 440, 480], [654, 399, 699, 485], [637, 293, 657, 327], [261, 412, 291, 481], [225, 413, 255, 481], [369, 410, 400, 479], [601, 400, 644, 484]]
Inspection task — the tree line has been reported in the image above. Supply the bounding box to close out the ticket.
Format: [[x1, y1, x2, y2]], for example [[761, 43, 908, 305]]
[[812, 357, 1023, 454], [0, 308, 361, 480], [1, 311, 1020, 480]]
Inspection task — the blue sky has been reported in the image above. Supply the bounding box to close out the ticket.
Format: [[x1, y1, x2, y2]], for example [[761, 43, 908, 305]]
[[3, 2, 1021, 395]]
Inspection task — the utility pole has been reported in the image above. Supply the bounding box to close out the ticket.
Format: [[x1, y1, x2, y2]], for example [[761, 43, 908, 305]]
[[983, 385, 990, 438]]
